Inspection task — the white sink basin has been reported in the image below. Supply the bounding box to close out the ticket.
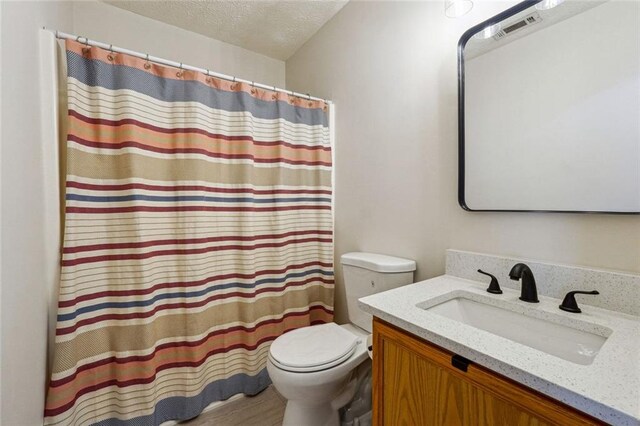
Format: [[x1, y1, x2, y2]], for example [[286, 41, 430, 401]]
[[424, 296, 609, 365]]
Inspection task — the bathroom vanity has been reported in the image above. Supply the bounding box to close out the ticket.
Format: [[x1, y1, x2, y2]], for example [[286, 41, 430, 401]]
[[372, 318, 601, 425], [359, 250, 640, 426]]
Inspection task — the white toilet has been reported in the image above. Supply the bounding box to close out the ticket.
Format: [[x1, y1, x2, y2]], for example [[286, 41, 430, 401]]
[[267, 252, 416, 426]]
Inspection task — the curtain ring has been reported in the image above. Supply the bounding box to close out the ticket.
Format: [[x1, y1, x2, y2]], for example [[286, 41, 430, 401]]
[[144, 54, 151, 70], [107, 44, 115, 61], [80, 36, 91, 55], [272, 86, 278, 100], [251, 81, 256, 95], [205, 69, 212, 83], [176, 63, 184, 78]]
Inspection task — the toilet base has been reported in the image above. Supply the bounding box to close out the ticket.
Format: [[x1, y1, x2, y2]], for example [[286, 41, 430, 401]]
[[282, 401, 339, 426], [280, 371, 359, 426]]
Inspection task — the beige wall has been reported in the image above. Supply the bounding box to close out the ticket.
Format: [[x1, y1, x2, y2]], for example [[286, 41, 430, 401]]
[[1, 4, 74, 424], [285, 1, 640, 323], [0, 4, 3, 422], [0, 2, 285, 424]]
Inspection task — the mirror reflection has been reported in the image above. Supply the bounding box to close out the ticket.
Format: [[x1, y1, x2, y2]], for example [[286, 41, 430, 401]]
[[461, 0, 640, 213]]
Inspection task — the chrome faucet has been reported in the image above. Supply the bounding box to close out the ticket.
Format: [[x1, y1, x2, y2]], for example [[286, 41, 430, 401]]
[[509, 263, 539, 303]]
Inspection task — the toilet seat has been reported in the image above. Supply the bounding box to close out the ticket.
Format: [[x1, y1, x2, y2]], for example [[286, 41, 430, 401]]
[[269, 323, 361, 373]]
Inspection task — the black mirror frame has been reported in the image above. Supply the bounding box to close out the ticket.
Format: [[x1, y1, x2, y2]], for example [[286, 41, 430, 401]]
[[457, 0, 640, 215]]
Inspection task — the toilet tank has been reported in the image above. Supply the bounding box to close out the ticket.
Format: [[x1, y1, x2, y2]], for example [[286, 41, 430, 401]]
[[341, 252, 416, 333]]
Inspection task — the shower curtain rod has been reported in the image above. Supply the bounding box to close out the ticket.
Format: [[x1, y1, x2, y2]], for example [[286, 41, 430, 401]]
[[45, 29, 332, 104]]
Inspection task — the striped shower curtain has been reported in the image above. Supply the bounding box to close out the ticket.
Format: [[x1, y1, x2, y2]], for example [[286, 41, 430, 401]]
[[44, 39, 333, 426]]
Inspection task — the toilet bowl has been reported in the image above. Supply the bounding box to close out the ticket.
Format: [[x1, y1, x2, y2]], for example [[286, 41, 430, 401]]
[[267, 252, 416, 426], [267, 323, 368, 426]]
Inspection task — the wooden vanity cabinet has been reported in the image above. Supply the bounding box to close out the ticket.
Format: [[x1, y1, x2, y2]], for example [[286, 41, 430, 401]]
[[372, 318, 604, 426]]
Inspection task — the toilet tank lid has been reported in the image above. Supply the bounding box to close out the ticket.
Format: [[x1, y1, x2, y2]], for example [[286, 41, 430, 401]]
[[341, 252, 416, 273]]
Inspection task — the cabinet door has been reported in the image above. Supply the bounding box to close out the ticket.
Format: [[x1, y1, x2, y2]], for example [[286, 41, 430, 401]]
[[372, 318, 602, 426]]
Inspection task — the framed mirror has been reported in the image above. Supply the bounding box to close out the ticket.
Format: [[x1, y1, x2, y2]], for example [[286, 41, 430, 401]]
[[458, 0, 639, 213]]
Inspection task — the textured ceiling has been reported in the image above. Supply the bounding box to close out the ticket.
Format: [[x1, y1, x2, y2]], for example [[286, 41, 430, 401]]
[[102, 0, 348, 60]]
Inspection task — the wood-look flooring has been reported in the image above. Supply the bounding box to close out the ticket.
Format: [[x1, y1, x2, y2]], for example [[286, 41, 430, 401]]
[[181, 386, 286, 426]]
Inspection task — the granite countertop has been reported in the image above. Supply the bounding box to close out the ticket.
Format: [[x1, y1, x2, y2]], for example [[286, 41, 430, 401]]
[[358, 275, 640, 425]]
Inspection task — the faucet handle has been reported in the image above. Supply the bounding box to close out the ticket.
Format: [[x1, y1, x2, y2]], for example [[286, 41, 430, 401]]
[[477, 269, 503, 294], [559, 290, 599, 313]]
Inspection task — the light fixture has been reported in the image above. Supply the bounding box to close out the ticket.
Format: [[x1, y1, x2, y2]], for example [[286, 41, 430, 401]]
[[535, 0, 565, 11], [473, 23, 501, 39], [445, 0, 474, 18]]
